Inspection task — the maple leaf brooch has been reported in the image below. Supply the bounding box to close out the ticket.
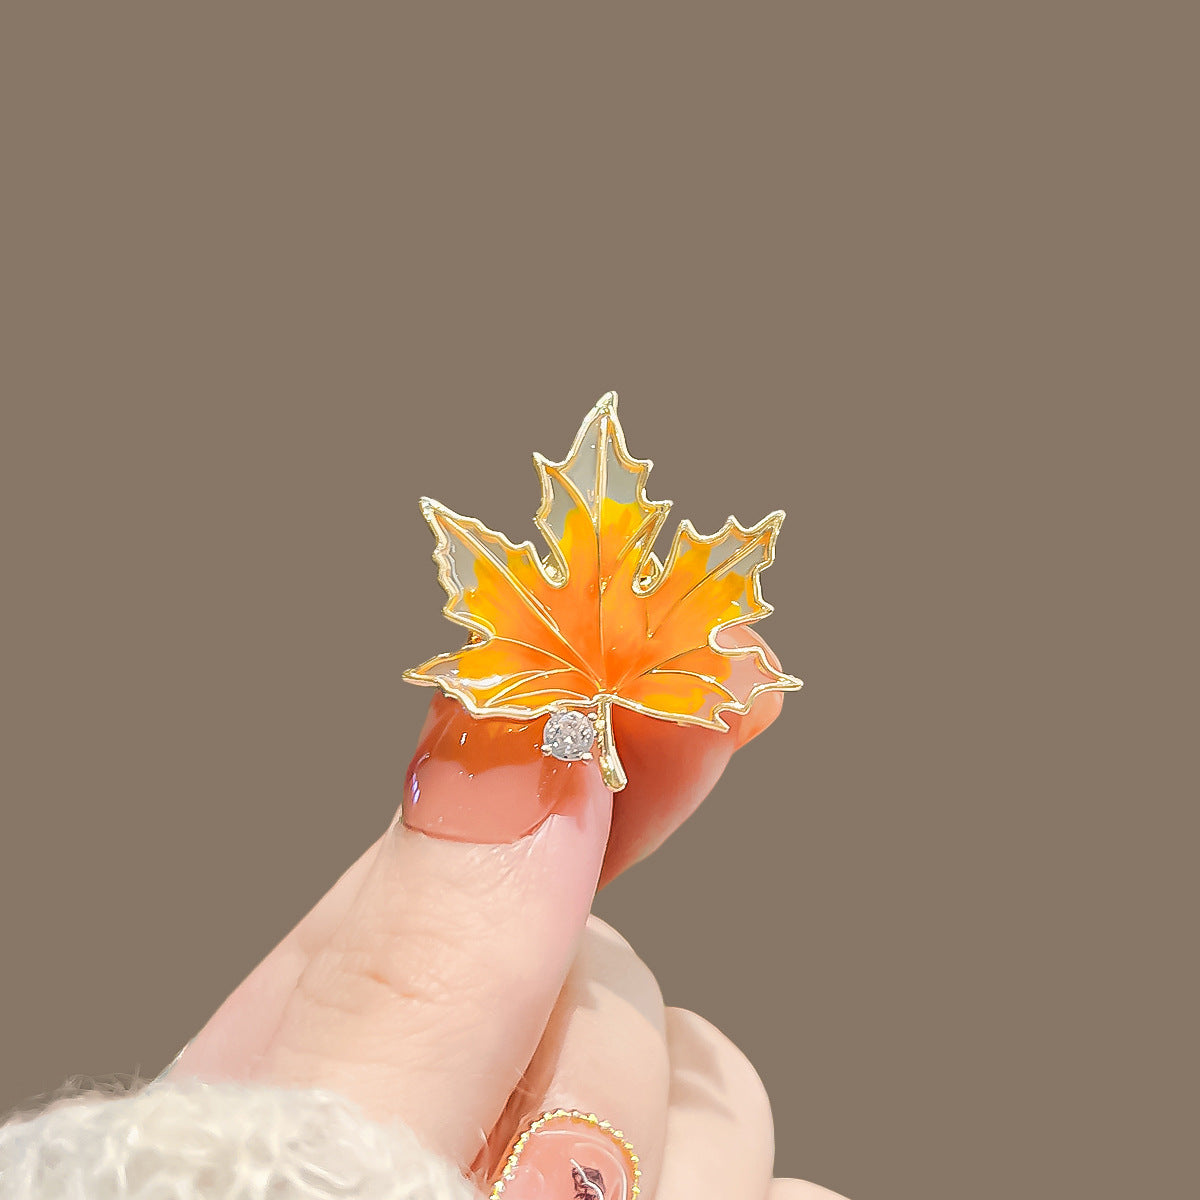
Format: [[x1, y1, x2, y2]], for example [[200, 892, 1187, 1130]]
[[403, 392, 802, 791]]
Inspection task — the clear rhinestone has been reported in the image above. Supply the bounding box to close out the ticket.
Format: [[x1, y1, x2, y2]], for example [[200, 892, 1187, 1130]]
[[541, 710, 596, 761]]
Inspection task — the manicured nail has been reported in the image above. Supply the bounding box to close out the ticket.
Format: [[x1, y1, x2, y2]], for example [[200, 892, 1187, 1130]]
[[732, 685, 785, 748], [402, 695, 605, 843], [490, 1110, 640, 1200], [726, 631, 788, 748]]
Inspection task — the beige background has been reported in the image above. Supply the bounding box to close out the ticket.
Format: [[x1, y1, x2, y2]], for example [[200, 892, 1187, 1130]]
[[0, 6, 1194, 1199]]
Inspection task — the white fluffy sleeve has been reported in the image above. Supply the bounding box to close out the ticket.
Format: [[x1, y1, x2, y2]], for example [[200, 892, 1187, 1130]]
[[0, 1079, 480, 1200]]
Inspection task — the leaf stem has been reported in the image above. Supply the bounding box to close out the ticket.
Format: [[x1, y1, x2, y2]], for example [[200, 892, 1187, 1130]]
[[594, 696, 627, 792]]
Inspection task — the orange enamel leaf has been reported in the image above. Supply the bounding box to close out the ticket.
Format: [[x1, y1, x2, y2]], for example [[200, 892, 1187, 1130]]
[[403, 392, 801, 790]]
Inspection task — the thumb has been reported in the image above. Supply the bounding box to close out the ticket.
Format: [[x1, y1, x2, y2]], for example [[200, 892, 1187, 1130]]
[[248, 697, 611, 1167]]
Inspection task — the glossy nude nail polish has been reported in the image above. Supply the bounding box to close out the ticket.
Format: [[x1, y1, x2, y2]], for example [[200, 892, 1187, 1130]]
[[490, 1110, 640, 1200], [402, 695, 604, 843]]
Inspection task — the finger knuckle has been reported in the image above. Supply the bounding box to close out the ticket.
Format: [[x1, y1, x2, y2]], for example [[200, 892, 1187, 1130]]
[[580, 917, 665, 1016], [665, 1006, 773, 1127]]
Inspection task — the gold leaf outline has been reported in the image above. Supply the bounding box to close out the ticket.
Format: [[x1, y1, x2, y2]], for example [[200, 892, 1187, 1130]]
[[403, 392, 803, 738], [531, 391, 671, 588], [402, 497, 598, 712], [613, 508, 803, 732]]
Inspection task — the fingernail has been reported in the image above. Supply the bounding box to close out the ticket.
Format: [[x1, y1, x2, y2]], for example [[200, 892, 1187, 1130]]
[[732, 686, 785, 748], [402, 695, 605, 843], [490, 1110, 640, 1200], [716, 629, 787, 749]]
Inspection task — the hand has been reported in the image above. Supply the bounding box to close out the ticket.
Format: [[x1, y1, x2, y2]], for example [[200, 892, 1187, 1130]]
[[172, 628, 841, 1198], [481, 914, 846, 1200]]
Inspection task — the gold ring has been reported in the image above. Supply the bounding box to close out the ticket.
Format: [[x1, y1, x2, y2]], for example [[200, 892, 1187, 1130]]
[[490, 1108, 641, 1200]]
